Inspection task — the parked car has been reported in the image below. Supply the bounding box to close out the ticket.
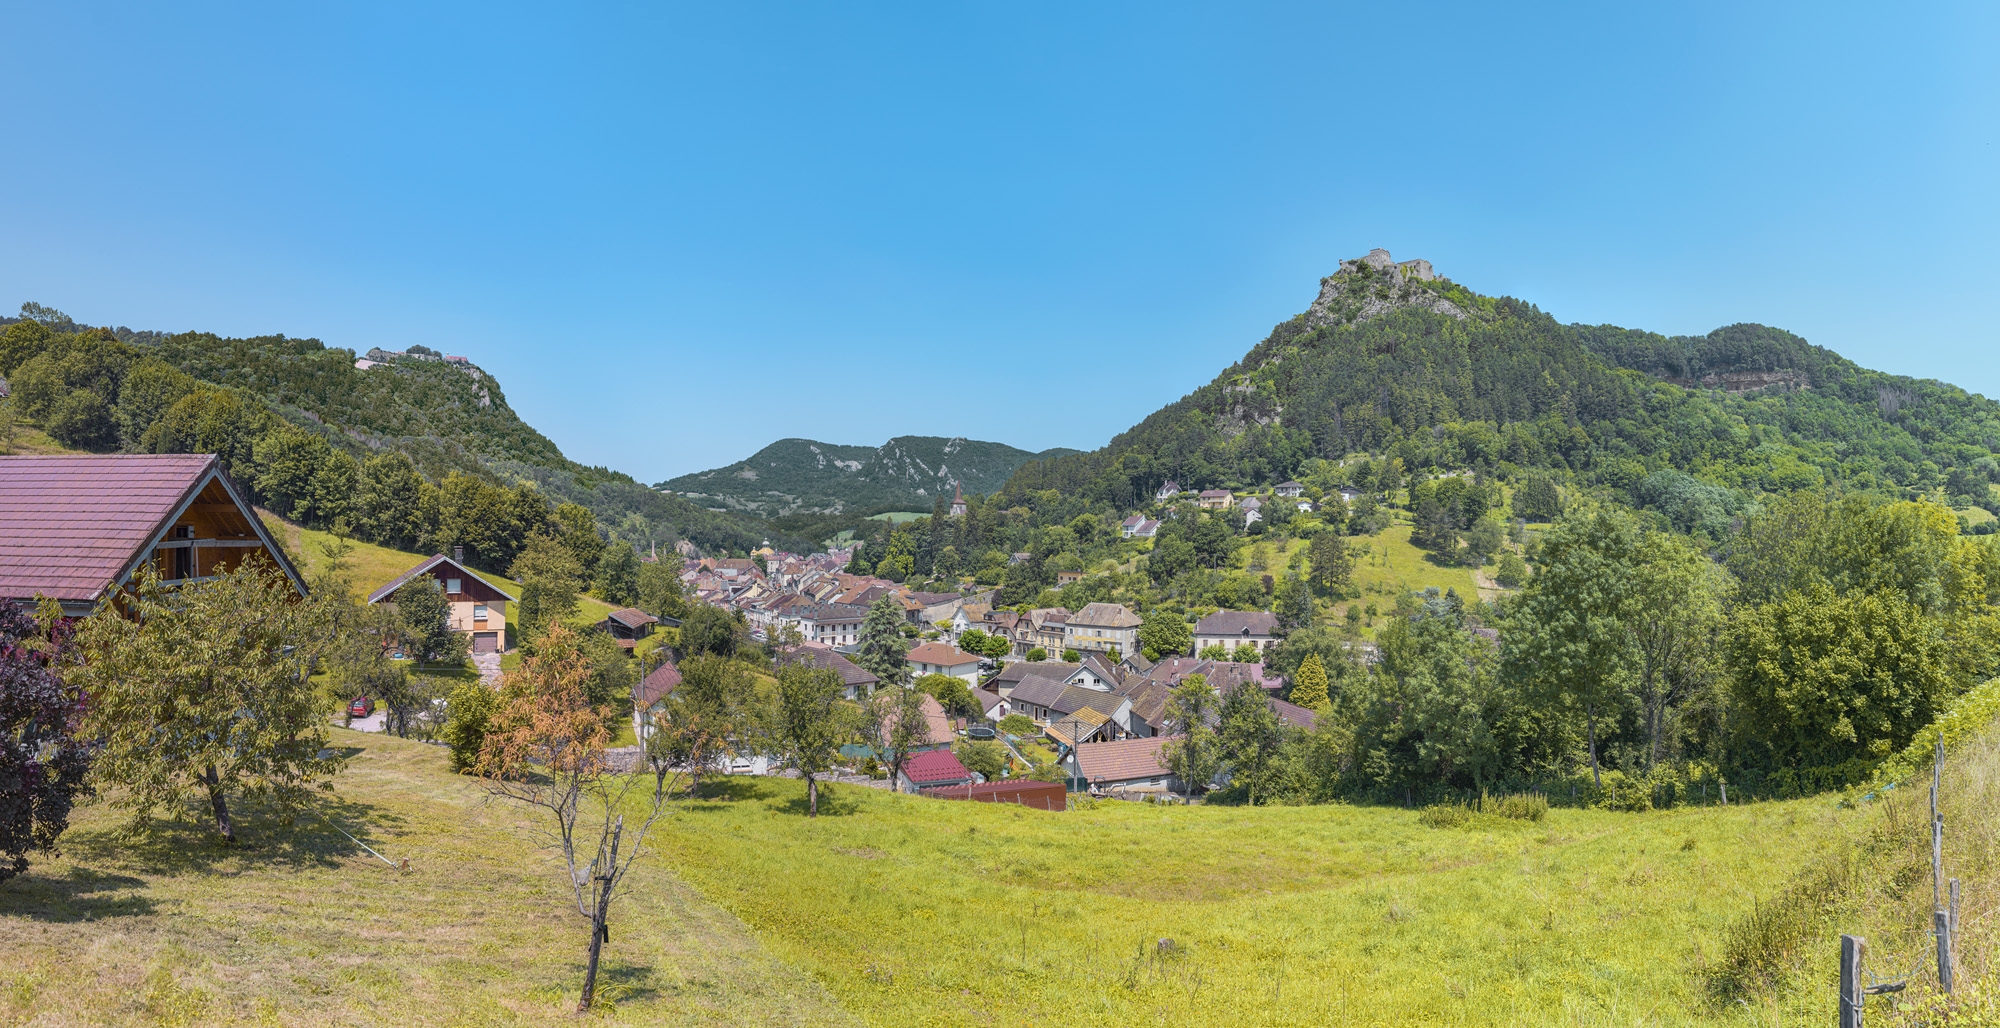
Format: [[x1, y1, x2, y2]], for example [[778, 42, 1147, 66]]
[[966, 725, 996, 740], [349, 696, 375, 718]]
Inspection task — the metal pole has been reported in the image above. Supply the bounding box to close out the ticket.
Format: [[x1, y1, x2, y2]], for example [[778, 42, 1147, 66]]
[[1840, 935, 1864, 1028]]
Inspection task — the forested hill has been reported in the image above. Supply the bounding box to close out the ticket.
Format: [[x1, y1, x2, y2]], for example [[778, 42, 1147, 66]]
[[661, 435, 1079, 516], [0, 308, 811, 563], [1001, 250, 2000, 512]]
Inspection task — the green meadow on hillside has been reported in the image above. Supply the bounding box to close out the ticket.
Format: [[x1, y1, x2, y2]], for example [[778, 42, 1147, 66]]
[[265, 515, 623, 628]]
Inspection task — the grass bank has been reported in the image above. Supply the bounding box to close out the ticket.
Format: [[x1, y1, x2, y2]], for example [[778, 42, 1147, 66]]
[[0, 731, 854, 1027]]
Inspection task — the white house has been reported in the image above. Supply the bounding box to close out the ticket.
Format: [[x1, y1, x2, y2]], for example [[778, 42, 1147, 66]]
[[906, 641, 984, 686], [1193, 610, 1281, 656]]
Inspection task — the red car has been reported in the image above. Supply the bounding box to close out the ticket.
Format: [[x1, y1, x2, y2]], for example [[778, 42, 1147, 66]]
[[348, 697, 375, 718]]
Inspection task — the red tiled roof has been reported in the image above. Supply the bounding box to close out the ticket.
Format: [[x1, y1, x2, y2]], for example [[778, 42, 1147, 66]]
[[0, 454, 302, 608], [1075, 736, 1172, 784], [902, 748, 972, 785]]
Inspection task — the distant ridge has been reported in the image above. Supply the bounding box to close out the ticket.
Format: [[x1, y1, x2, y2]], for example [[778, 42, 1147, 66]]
[[661, 435, 1078, 516]]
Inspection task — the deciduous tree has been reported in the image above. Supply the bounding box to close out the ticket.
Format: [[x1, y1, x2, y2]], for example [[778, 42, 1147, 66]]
[[75, 561, 346, 842], [759, 661, 853, 816]]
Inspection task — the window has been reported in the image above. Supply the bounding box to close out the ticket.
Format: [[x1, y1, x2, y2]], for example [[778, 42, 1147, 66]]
[[446, 577, 462, 594], [473, 604, 488, 621]]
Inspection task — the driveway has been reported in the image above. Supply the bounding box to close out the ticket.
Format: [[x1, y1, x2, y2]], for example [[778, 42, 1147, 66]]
[[344, 710, 387, 733], [474, 651, 503, 686]]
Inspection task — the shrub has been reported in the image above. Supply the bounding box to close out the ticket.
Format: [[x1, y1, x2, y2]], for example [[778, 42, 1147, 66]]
[[1477, 791, 1548, 821], [997, 713, 1036, 738], [1593, 770, 1654, 812], [1026, 647, 1047, 662], [1417, 803, 1472, 828], [957, 740, 1007, 780]]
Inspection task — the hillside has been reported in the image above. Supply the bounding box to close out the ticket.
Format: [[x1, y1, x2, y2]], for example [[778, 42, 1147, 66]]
[[1002, 248, 2000, 511], [8, 723, 1969, 1026], [0, 730, 855, 1027], [661, 435, 1077, 516], [0, 310, 812, 557]]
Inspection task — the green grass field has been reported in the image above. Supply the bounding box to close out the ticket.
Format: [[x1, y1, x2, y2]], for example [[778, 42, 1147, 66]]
[[0, 731, 854, 1027], [3, 725, 1990, 1025]]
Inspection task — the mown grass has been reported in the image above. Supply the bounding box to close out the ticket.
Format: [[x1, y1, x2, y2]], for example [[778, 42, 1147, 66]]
[[0, 730, 856, 1027], [647, 777, 1861, 1027]]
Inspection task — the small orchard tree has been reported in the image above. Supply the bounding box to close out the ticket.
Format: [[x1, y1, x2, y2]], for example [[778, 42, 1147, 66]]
[[394, 575, 465, 666], [0, 598, 91, 880], [860, 683, 931, 789], [479, 622, 673, 1013], [759, 661, 854, 816], [75, 560, 345, 842], [644, 654, 750, 799]]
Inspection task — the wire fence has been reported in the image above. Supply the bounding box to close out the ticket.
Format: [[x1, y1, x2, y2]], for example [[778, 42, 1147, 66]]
[[1841, 733, 1963, 1027]]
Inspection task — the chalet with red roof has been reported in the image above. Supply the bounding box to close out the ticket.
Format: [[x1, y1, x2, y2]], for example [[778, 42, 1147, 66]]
[[896, 748, 974, 793], [0, 454, 304, 616]]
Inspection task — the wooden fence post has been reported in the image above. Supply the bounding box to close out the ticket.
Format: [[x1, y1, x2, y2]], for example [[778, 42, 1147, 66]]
[[1950, 878, 1961, 934], [1841, 935, 1865, 1028], [1937, 910, 1955, 994]]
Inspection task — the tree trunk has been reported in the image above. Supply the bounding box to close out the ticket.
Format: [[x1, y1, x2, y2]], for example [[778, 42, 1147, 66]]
[[1586, 709, 1602, 789], [577, 816, 622, 1014], [806, 774, 818, 817], [204, 765, 235, 843]]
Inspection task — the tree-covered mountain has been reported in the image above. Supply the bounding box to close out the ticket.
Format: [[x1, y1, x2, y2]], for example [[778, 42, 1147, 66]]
[[0, 309, 811, 559], [1001, 248, 2000, 513], [661, 435, 1078, 516]]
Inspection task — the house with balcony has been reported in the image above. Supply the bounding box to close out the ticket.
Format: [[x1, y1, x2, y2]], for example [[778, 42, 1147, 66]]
[[0, 453, 305, 616], [368, 548, 516, 654]]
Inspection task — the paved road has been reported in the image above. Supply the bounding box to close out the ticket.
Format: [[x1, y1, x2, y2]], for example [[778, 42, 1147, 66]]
[[344, 711, 386, 733]]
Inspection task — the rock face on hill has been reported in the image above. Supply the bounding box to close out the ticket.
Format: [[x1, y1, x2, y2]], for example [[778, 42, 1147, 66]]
[[661, 435, 1078, 516], [1304, 248, 1467, 328]]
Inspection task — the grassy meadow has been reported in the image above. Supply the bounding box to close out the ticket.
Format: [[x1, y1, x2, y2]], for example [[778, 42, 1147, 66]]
[[0, 730, 855, 1028], [2, 724, 1990, 1025]]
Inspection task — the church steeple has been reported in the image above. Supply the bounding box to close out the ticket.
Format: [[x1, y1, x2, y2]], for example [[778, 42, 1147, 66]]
[[948, 483, 967, 517]]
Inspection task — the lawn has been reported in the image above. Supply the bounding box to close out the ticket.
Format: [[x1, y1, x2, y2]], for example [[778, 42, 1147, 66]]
[[0, 730, 855, 1027]]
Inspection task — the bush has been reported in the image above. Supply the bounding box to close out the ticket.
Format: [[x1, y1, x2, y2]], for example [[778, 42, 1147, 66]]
[[1025, 647, 1047, 662], [956, 740, 1007, 780], [997, 713, 1036, 738], [1592, 770, 1654, 812], [1417, 803, 1472, 828], [440, 681, 500, 772], [1477, 791, 1548, 821]]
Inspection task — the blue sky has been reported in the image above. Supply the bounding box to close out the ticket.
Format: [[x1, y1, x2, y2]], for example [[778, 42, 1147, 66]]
[[3, 3, 1994, 483]]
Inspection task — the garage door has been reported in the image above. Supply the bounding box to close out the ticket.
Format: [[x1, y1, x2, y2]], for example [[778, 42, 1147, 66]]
[[472, 632, 499, 653]]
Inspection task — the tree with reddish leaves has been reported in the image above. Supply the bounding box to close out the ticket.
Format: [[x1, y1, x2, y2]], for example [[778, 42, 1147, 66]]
[[0, 598, 92, 881]]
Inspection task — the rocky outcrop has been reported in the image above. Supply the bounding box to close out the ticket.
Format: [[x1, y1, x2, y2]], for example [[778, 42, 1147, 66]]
[[1304, 248, 1466, 328], [1661, 368, 1811, 394]]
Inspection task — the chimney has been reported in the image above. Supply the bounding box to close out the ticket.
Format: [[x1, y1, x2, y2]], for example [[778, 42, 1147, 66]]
[[453, 545, 464, 563]]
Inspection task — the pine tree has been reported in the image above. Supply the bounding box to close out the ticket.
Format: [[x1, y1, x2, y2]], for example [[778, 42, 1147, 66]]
[[1289, 653, 1330, 709]]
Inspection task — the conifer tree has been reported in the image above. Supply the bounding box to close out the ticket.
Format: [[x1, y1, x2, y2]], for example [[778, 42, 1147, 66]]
[[854, 595, 909, 689], [1289, 653, 1330, 709]]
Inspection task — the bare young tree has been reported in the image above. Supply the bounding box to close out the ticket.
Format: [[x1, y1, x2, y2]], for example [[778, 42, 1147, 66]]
[[860, 683, 931, 790], [478, 622, 678, 1012]]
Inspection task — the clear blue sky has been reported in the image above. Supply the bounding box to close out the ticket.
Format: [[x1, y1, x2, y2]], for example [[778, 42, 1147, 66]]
[[4, 3, 1994, 483]]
